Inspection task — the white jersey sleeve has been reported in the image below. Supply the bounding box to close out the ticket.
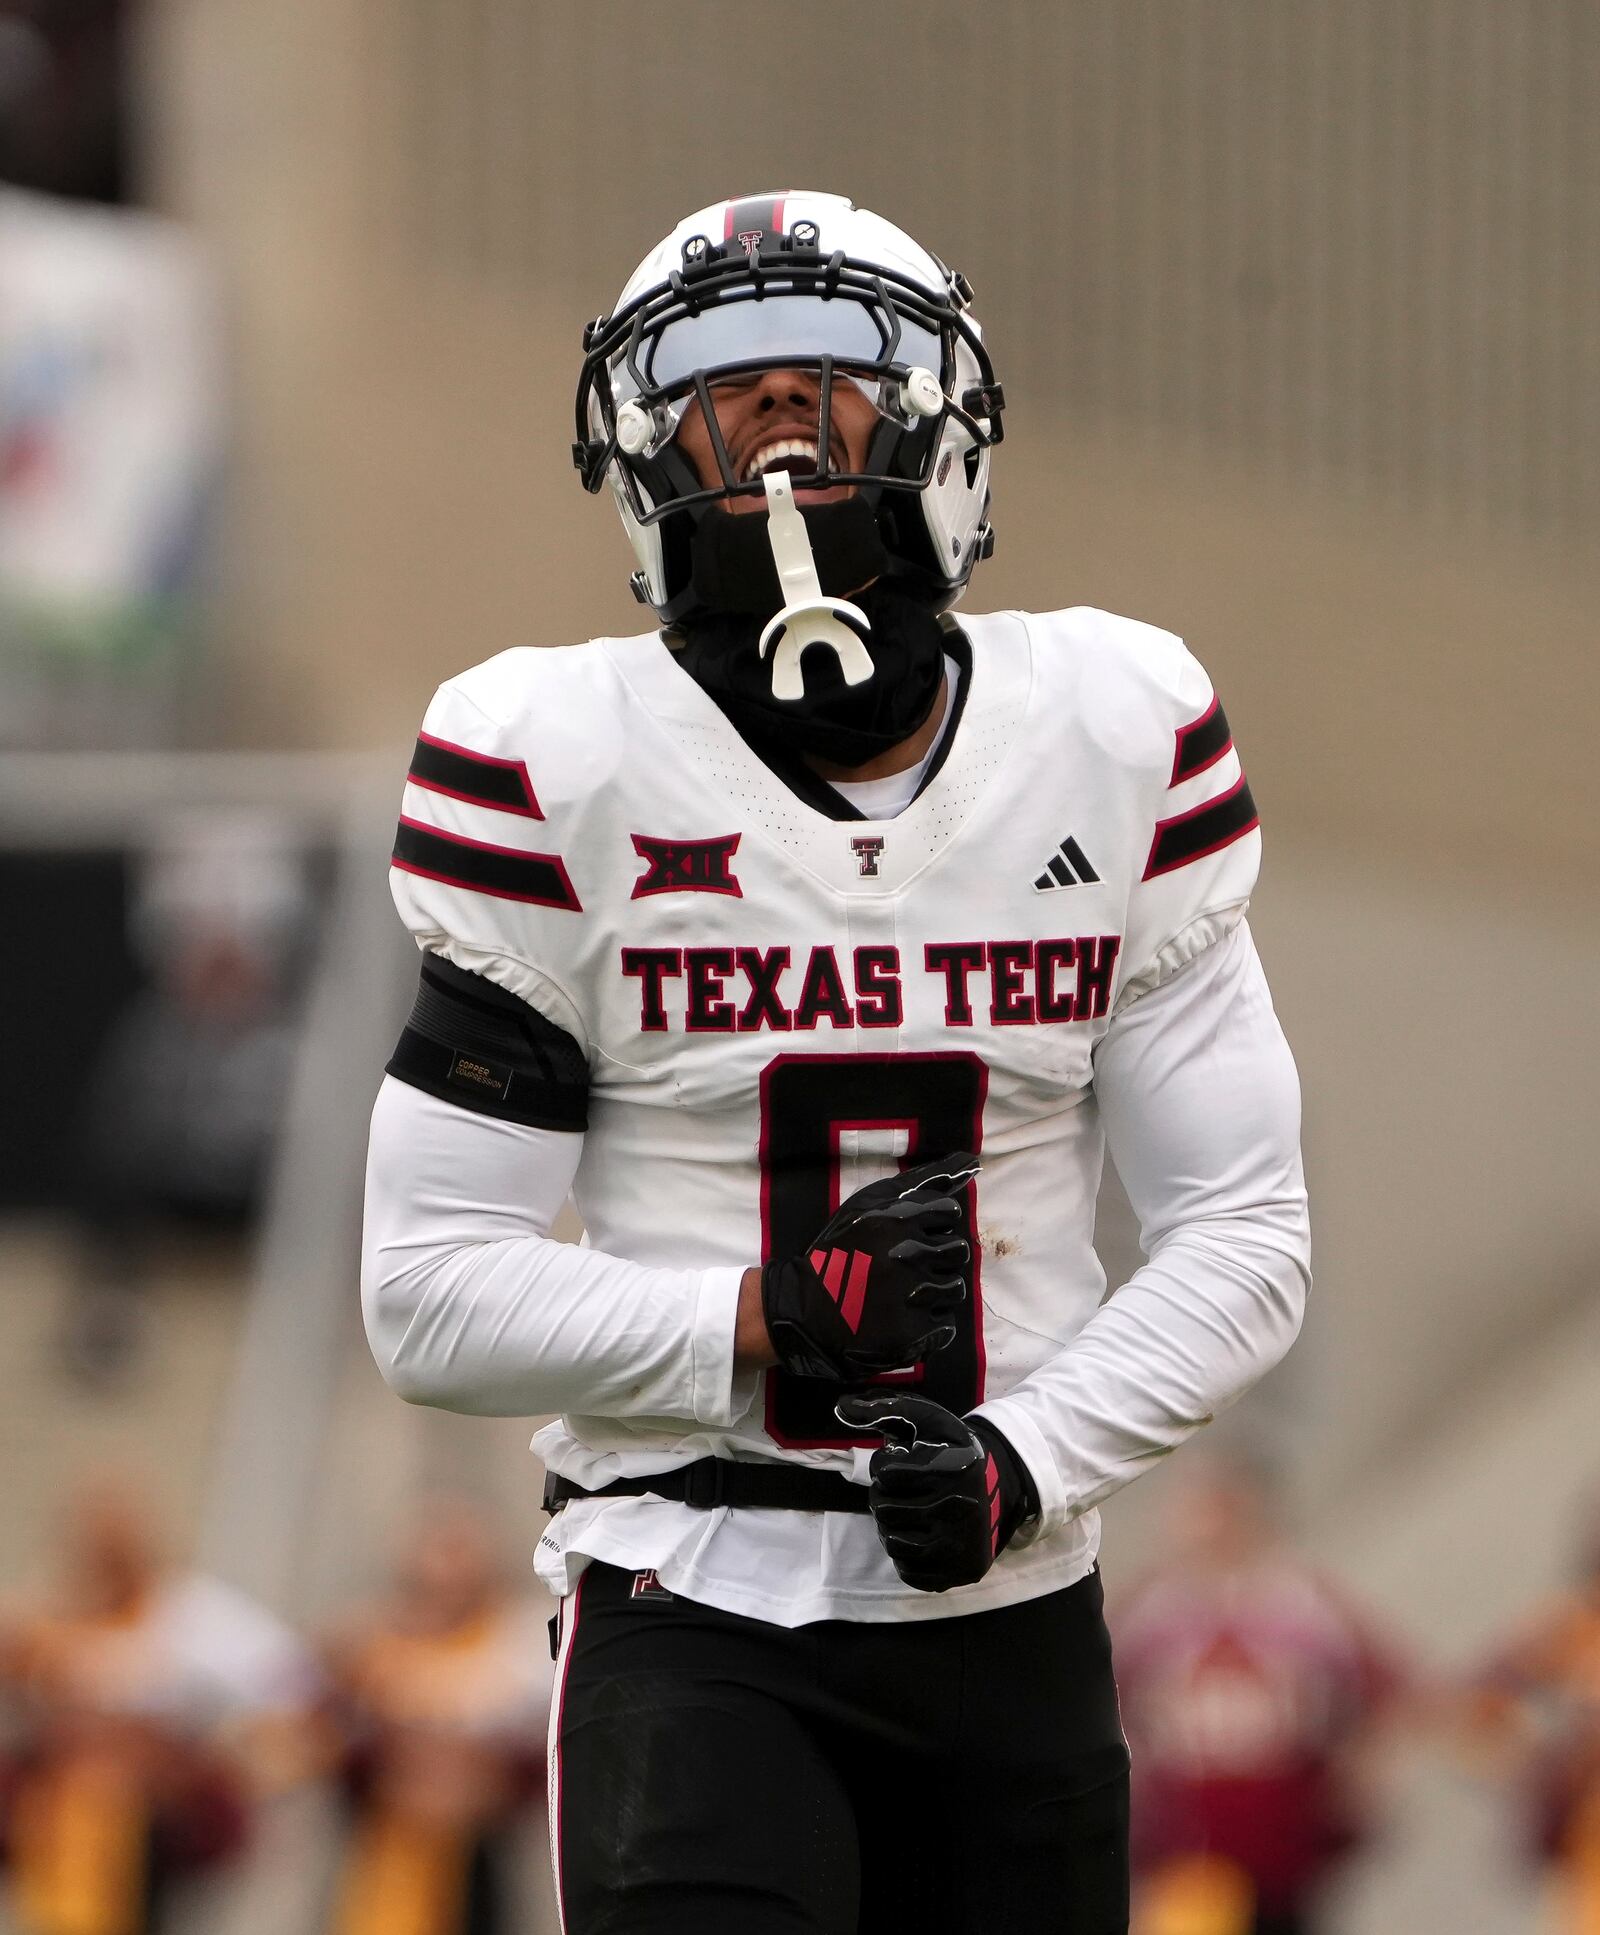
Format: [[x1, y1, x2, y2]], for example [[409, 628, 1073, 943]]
[[361, 1076, 752, 1424], [1112, 632, 1261, 1008], [971, 917, 1309, 1535], [389, 656, 596, 1044]]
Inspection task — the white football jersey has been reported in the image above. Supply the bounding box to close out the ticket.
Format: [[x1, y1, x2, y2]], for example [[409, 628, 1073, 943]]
[[388, 606, 1265, 1623]]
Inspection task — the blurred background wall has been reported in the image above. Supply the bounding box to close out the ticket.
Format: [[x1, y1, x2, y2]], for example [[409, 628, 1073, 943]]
[[3, 4, 1598, 1931]]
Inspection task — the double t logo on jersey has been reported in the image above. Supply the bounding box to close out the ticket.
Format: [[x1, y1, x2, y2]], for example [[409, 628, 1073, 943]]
[[851, 836, 885, 878]]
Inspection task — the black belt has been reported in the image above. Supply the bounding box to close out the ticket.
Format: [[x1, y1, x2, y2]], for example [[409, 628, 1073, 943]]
[[543, 1459, 872, 1515]]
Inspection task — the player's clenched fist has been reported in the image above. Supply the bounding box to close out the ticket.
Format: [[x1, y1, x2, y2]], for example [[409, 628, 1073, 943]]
[[760, 1154, 978, 1381], [833, 1392, 1033, 1593]]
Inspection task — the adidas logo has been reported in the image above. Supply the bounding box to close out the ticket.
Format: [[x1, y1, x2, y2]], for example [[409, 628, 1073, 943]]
[[1033, 835, 1100, 891], [809, 1248, 871, 1333]]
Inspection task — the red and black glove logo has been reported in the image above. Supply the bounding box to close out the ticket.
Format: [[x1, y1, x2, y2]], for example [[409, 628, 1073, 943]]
[[760, 1154, 978, 1382]]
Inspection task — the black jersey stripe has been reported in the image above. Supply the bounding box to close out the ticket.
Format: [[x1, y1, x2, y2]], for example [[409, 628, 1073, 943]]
[[407, 732, 543, 818], [392, 817, 582, 910], [1142, 775, 1259, 881], [1170, 695, 1234, 787]]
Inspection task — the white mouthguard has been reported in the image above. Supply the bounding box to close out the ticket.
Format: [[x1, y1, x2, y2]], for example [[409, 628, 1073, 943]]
[[756, 471, 874, 702]]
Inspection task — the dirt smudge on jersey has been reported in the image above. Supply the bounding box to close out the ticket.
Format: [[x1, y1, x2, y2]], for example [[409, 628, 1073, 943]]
[[980, 1226, 1020, 1259]]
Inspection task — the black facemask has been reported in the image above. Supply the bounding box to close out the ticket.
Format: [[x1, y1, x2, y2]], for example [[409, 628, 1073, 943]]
[[674, 502, 949, 766]]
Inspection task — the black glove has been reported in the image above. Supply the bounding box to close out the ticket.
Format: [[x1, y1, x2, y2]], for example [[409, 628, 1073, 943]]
[[833, 1392, 1038, 1593], [761, 1154, 978, 1381]]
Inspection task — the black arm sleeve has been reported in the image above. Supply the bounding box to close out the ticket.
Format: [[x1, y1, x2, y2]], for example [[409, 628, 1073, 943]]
[[385, 954, 589, 1131]]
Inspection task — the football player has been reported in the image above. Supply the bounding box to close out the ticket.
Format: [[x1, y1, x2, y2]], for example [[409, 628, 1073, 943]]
[[361, 191, 1312, 1934]]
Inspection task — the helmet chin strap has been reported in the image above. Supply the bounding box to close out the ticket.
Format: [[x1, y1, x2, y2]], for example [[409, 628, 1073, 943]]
[[757, 471, 875, 702]]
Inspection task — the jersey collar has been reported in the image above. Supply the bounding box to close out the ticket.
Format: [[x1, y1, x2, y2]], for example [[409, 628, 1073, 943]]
[[604, 611, 1031, 893]]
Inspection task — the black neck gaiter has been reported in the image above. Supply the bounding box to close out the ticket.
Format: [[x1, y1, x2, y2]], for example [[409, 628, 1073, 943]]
[[674, 503, 949, 766]]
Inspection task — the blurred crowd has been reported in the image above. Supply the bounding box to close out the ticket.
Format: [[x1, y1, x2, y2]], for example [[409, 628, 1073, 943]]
[[1117, 1456, 1406, 1935], [1116, 1456, 1600, 1935], [0, 1485, 556, 1935]]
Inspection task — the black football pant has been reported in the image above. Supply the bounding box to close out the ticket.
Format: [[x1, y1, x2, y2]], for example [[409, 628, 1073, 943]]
[[550, 1560, 1129, 1934]]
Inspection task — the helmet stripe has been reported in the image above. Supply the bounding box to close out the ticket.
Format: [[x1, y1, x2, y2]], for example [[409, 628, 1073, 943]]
[[722, 194, 786, 251]]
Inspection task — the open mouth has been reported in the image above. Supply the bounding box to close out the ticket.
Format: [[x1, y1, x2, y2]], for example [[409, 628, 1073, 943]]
[[741, 436, 820, 483], [736, 427, 846, 486]]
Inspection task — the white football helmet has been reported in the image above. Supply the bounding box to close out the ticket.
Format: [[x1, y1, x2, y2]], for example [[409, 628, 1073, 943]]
[[574, 191, 1004, 625]]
